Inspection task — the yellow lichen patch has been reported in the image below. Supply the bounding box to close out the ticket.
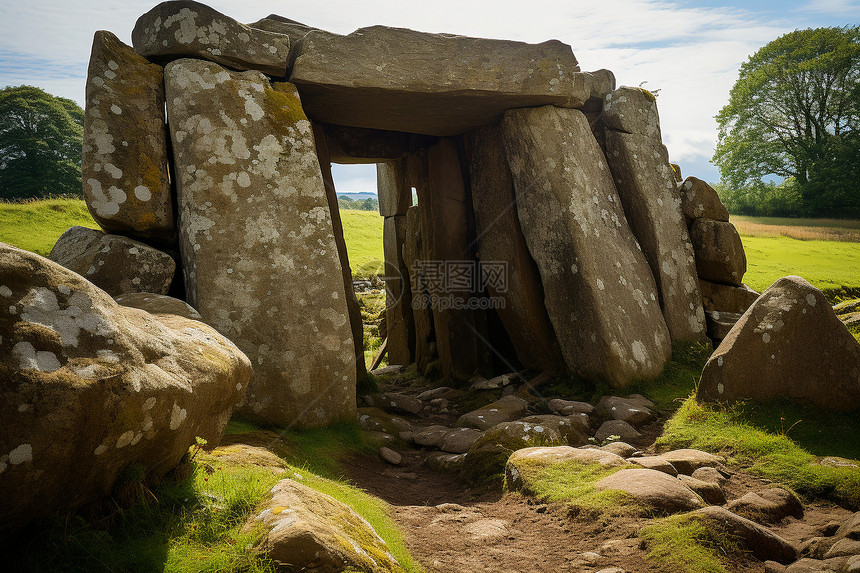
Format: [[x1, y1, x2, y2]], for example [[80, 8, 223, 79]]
[[272, 506, 287, 515], [268, 82, 310, 125]]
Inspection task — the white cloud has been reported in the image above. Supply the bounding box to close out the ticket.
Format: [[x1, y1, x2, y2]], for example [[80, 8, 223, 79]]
[[798, 0, 860, 16]]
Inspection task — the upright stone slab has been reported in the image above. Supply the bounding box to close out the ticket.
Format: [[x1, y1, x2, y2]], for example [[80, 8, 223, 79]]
[[133, 1, 290, 76], [403, 205, 436, 373], [377, 159, 412, 216], [690, 219, 747, 286], [680, 177, 729, 225], [501, 105, 671, 387], [383, 215, 414, 364], [289, 26, 588, 135], [603, 87, 706, 342], [165, 59, 355, 428], [83, 31, 173, 243], [466, 124, 566, 374]]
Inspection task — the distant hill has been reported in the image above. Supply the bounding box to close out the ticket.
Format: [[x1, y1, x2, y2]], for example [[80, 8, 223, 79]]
[[338, 192, 377, 201]]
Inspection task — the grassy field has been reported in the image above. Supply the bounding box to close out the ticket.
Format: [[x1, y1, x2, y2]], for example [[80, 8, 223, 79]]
[[340, 209, 384, 278]]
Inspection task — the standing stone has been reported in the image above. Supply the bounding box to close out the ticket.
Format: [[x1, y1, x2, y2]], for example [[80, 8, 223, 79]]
[[377, 159, 412, 216], [680, 177, 729, 225], [698, 276, 860, 411], [83, 31, 172, 243], [403, 204, 436, 373], [603, 87, 706, 342], [313, 124, 367, 384], [132, 1, 290, 76], [690, 219, 747, 286], [501, 105, 671, 387], [165, 59, 355, 428], [699, 279, 760, 314], [466, 124, 566, 374], [383, 214, 414, 364]]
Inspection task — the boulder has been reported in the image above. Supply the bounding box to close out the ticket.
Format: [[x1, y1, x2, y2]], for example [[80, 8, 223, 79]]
[[471, 373, 519, 390], [114, 292, 202, 321], [596, 396, 655, 427], [697, 276, 860, 411], [691, 466, 727, 486], [412, 425, 449, 448], [629, 456, 678, 476], [318, 123, 416, 164], [501, 105, 671, 388], [357, 408, 411, 436], [594, 420, 641, 443], [699, 279, 760, 314], [785, 557, 850, 572], [379, 447, 402, 465], [457, 395, 528, 430], [439, 428, 483, 454], [679, 177, 729, 225], [603, 89, 706, 343], [599, 442, 637, 458], [165, 60, 356, 428], [726, 488, 805, 524], [246, 14, 320, 40], [548, 398, 594, 416], [48, 226, 175, 296], [466, 124, 566, 374], [655, 449, 725, 475], [505, 446, 627, 493], [250, 479, 400, 573], [83, 31, 173, 242], [692, 506, 797, 564], [289, 26, 587, 135], [371, 392, 422, 416], [603, 87, 661, 137], [705, 310, 742, 341], [678, 474, 726, 505], [689, 219, 747, 286], [0, 244, 250, 531], [595, 468, 704, 513], [132, 1, 291, 76]]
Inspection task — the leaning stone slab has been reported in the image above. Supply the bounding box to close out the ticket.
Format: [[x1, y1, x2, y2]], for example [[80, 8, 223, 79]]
[[132, 1, 290, 76], [49, 226, 175, 296], [690, 219, 747, 286], [0, 243, 250, 532], [697, 276, 860, 411], [165, 59, 355, 428], [501, 105, 671, 387], [595, 468, 704, 513], [680, 177, 729, 225], [290, 26, 587, 135], [383, 214, 414, 364], [250, 479, 400, 573], [83, 31, 173, 242], [377, 158, 412, 216]]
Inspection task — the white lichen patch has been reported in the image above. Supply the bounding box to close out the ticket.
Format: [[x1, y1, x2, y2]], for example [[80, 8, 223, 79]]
[[9, 444, 33, 465], [0, 285, 12, 297], [170, 403, 187, 430]]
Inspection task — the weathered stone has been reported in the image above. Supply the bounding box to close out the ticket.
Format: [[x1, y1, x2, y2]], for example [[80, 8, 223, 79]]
[[603, 87, 661, 137], [439, 427, 483, 454], [412, 425, 449, 448], [786, 557, 849, 573], [289, 26, 587, 135], [670, 163, 683, 184], [114, 292, 202, 321], [834, 299, 860, 315], [374, 392, 422, 415], [698, 276, 860, 410], [403, 205, 436, 373], [596, 396, 655, 427], [0, 244, 250, 531], [506, 446, 627, 493], [383, 214, 414, 364], [379, 446, 402, 465], [690, 219, 747, 286], [166, 60, 355, 428], [471, 373, 519, 390], [246, 14, 319, 40], [594, 420, 641, 444], [656, 449, 725, 475], [133, 1, 291, 76], [706, 310, 742, 341], [49, 226, 175, 296], [320, 123, 423, 164], [680, 177, 729, 225], [699, 279, 760, 314], [250, 479, 400, 573], [693, 506, 797, 564], [548, 398, 595, 416], [599, 442, 637, 458], [595, 468, 704, 513], [727, 488, 804, 524], [629, 456, 678, 476], [584, 69, 616, 107], [826, 538, 860, 558], [517, 415, 590, 445], [501, 105, 671, 387], [678, 474, 726, 505], [83, 31, 173, 243], [357, 407, 411, 435], [457, 395, 528, 430], [691, 466, 727, 486], [377, 158, 413, 216], [604, 128, 706, 343], [466, 124, 566, 374], [426, 451, 467, 471]]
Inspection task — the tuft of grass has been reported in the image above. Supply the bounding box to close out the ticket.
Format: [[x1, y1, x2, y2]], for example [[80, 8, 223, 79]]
[[0, 198, 98, 255], [640, 513, 741, 573], [625, 341, 713, 413], [658, 397, 860, 509]]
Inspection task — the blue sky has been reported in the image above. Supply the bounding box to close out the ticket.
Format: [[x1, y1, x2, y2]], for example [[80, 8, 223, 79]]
[[1, 0, 858, 191]]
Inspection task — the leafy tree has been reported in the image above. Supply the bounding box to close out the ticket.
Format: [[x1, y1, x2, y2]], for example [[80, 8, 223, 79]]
[[713, 26, 860, 217], [0, 85, 84, 201]]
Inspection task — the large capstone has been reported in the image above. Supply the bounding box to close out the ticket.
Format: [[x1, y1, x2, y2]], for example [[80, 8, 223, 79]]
[[83, 30, 173, 242], [501, 105, 671, 387], [289, 26, 588, 135], [132, 1, 290, 76], [0, 243, 250, 531], [165, 59, 355, 428]]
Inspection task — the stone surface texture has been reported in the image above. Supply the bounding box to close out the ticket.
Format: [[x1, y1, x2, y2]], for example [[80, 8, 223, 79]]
[[83, 30, 173, 242], [501, 105, 671, 388], [49, 226, 175, 296], [403, 204, 436, 373], [383, 214, 414, 365], [698, 276, 860, 410], [680, 177, 729, 225], [165, 59, 355, 428], [132, 1, 291, 76], [693, 506, 797, 564], [595, 468, 704, 513], [690, 219, 747, 286], [114, 292, 203, 320], [0, 244, 250, 531], [505, 446, 626, 494], [699, 279, 760, 314], [377, 158, 413, 216]]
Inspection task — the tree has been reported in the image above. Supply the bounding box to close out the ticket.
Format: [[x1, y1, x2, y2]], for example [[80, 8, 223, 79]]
[[0, 85, 84, 201], [713, 26, 860, 217]]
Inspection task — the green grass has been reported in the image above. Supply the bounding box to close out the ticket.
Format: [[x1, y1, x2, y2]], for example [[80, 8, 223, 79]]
[[640, 513, 740, 573], [0, 198, 98, 255], [341, 210, 384, 279]]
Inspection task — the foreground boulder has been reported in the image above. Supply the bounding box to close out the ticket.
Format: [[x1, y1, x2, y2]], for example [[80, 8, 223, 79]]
[[692, 506, 797, 564], [595, 468, 705, 513], [505, 446, 627, 494], [250, 479, 400, 573], [698, 276, 860, 410], [0, 244, 251, 531], [48, 226, 175, 296]]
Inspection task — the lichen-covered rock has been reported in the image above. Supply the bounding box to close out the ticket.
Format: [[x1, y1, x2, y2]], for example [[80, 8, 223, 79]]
[[114, 292, 202, 321], [357, 407, 411, 436], [594, 419, 642, 443], [548, 398, 594, 416], [49, 226, 175, 296], [505, 445, 627, 494], [692, 506, 797, 564], [132, 1, 290, 76], [678, 474, 726, 505], [457, 395, 528, 430], [699, 279, 760, 314], [439, 427, 483, 454], [689, 219, 747, 286], [83, 31, 173, 242], [289, 26, 587, 135], [165, 59, 355, 428], [250, 479, 401, 573], [680, 177, 729, 225], [698, 276, 860, 411], [0, 243, 250, 531], [705, 310, 742, 341], [595, 468, 704, 513], [654, 449, 725, 475], [501, 105, 671, 388], [603, 87, 661, 137], [596, 396, 655, 427], [727, 488, 804, 524], [246, 14, 320, 39]]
